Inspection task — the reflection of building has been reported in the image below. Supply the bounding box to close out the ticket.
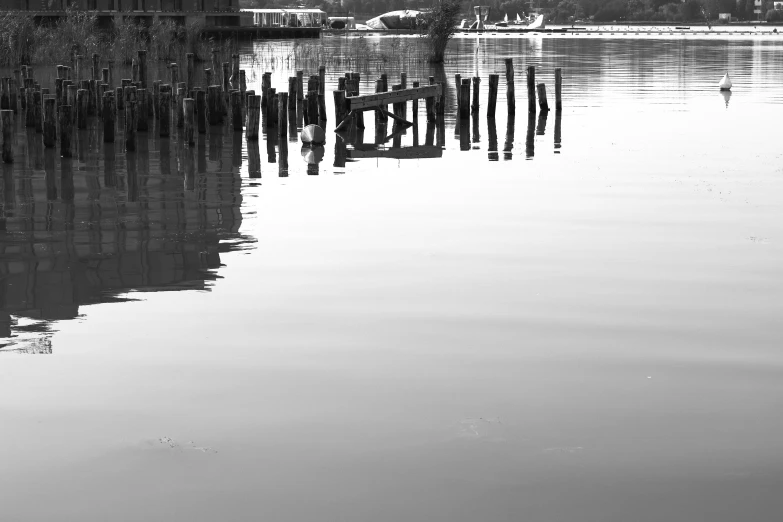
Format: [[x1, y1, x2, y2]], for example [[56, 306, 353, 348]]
[[1, 123, 246, 350]]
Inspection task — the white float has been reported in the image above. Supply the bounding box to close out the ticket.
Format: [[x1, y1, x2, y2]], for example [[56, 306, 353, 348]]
[[719, 73, 732, 91]]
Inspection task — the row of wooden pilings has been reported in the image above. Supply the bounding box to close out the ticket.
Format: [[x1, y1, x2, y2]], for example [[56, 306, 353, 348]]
[[455, 59, 563, 119], [0, 50, 330, 164]]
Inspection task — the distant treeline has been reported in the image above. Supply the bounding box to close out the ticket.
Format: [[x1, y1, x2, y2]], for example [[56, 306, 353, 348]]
[[239, 0, 782, 23]]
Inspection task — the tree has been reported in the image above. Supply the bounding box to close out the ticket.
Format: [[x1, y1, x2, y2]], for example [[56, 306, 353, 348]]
[[424, 0, 462, 63]]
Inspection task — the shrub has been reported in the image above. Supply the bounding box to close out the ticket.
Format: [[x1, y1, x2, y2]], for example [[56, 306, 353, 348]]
[[424, 0, 462, 64]]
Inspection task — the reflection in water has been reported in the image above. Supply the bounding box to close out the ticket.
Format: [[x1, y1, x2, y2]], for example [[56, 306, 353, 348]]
[[279, 137, 289, 177], [0, 118, 247, 351], [267, 130, 277, 164], [459, 119, 471, 151], [425, 120, 435, 147], [536, 109, 548, 137], [248, 138, 261, 178], [554, 110, 562, 153], [526, 111, 536, 159], [334, 134, 346, 169], [487, 117, 498, 161], [472, 111, 480, 144], [302, 145, 324, 176], [503, 114, 515, 160], [721, 90, 732, 108]]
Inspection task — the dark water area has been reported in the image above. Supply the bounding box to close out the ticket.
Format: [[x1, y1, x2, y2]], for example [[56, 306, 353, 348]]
[[1, 36, 783, 521]]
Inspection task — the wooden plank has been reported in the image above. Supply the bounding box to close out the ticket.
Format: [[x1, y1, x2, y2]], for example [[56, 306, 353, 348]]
[[347, 85, 442, 110], [348, 145, 443, 160]]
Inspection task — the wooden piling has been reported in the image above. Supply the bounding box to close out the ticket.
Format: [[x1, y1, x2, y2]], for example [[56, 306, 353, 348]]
[[59, 105, 72, 157], [211, 49, 220, 87], [459, 79, 470, 119], [131, 58, 139, 83], [170, 63, 178, 89], [1, 110, 13, 163], [221, 63, 230, 114], [152, 80, 160, 119], [34, 91, 43, 133], [125, 100, 137, 151], [102, 67, 109, 85], [472, 76, 480, 112], [307, 91, 318, 125], [318, 65, 326, 95], [527, 66, 536, 112], [43, 98, 56, 148], [246, 95, 260, 139], [267, 88, 277, 125], [261, 72, 271, 107], [177, 85, 185, 128], [137, 88, 148, 131], [231, 90, 242, 131], [207, 85, 221, 125], [186, 52, 194, 92], [75, 55, 82, 81], [9, 79, 17, 114], [102, 93, 114, 143], [296, 70, 304, 102], [115, 86, 123, 111], [183, 98, 195, 145], [487, 74, 499, 118], [412, 81, 419, 126], [334, 90, 346, 124], [92, 53, 99, 80], [401, 72, 407, 89], [25, 88, 35, 127], [505, 58, 515, 115], [196, 90, 207, 134], [159, 91, 170, 137], [204, 68, 213, 89], [107, 60, 114, 87], [240, 70, 247, 102], [278, 92, 287, 137], [288, 77, 296, 111], [455, 74, 461, 114], [555, 68, 562, 111], [77, 89, 87, 129], [536, 83, 549, 111]]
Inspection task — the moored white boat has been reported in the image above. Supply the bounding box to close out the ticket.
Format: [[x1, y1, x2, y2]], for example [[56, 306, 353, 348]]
[[719, 73, 732, 91]]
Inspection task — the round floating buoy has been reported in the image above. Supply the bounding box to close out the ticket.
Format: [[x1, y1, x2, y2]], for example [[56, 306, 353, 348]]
[[301, 124, 326, 146], [719, 72, 732, 91], [301, 145, 325, 165]]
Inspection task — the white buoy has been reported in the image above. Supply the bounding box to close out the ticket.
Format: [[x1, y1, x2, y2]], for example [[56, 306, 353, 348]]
[[300, 124, 326, 146], [719, 73, 732, 91]]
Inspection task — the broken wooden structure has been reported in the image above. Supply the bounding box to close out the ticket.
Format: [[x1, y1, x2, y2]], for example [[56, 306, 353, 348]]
[[334, 84, 443, 133]]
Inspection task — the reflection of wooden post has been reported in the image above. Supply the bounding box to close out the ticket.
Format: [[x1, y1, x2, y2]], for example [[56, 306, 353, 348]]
[[137, 88, 148, 131], [536, 83, 549, 112], [34, 91, 43, 133], [487, 73, 498, 118], [1, 110, 13, 163], [454, 73, 461, 115], [177, 84, 186, 128], [207, 85, 221, 125], [77, 89, 87, 129], [43, 98, 56, 148], [555, 68, 562, 111], [505, 58, 514, 115]]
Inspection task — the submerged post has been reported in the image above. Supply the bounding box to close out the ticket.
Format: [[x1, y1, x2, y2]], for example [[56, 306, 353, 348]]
[[231, 90, 242, 131], [59, 105, 72, 157], [103, 92, 114, 143], [125, 100, 137, 151], [278, 92, 287, 137], [555, 68, 562, 111], [196, 90, 207, 133], [505, 58, 515, 115], [77, 88, 87, 129], [459, 79, 470, 119], [159, 91, 170, 137], [246, 94, 260, 139], [183, 97, 195, 145], [471, 76, 480, 113]]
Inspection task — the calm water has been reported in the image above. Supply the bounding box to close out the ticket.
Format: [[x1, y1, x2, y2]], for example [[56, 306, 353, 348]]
[[1, 36, 782, 521]]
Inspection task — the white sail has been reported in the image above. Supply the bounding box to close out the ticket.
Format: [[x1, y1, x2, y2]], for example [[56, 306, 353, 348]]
[[719, 73, 732, 91], [527, 14, 546, 29], [516, 13, 522, 23], [504, 13, 508, 23]]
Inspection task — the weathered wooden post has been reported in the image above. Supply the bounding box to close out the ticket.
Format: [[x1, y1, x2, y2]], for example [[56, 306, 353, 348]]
[[278, 92, 287, 137], [183, 97, 195, 145], [66, 84, 77, 112], [526, 65, 536, 112], [92, 53, 100, 81], [505, 58, 515, 115], [137, 88, 148, 131], [268, 88, 278, 125], [152, 80, 160, 119], [454, 73, 462, 115], [77, 89, 87, 129], [131, 58, 139, 83], [204, 68, 213, 90], [288, 76, 296, 111], [102, 67, 109, 85], [170, 63, 179, 90], [25, 87, 35, 128], [231, 90, 242, 131], [43, 98, 57, 148], [334, 89, 346, 124], [211, 48, 220, 86], [239, 70, 246, 102], [103, 92, 114, 143], [246, 94, 260, 139], [10, 78, 18, 114], [196, 90, 207, 133], [186, 52, 194, 92], [1, 110, 13, 163], [75, 54, 83, 81], [107, 59, 114, 87], [412, 80, 419, 126], [57, 65, 65, 79], [230, 54, 240, 90], [221, 62, 230, 114], [159, 91, 170, 137], [0, 78, 9, 110], [125, 100, 137, 151], [487, 74, 499, 118], [34, 91, 43, 133], [59, 105, 72, 157], [261, 72, 271, 108], [89, 79, 98, 116], [207, 85, 221, 125], [177, 84, 185, 128], [296, 70, 304, 104], [115, 86, 123, 112], [537, 83, 549, 112], [555, 68, 562, 111], [318, 65, 326, 95], [459, 79, 470, 119], [472, 76, 480, 113]]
